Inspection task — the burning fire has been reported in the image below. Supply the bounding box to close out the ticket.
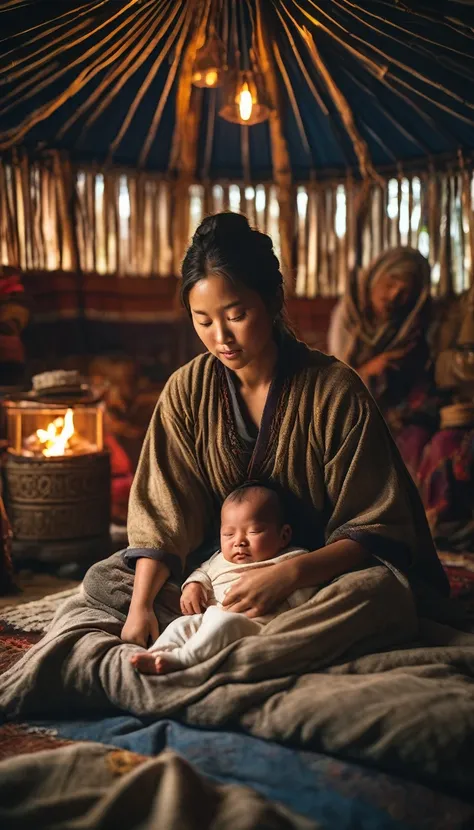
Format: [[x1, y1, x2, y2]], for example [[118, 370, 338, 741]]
[[21, 408, 97, 457], [36, 408, 76, 457]]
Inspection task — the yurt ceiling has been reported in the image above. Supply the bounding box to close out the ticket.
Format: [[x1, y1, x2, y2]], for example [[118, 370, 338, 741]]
[[2, 0, 474, 181]]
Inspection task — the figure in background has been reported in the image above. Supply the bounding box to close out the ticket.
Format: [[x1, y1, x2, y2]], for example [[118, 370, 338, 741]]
[[418, 282, 474, 552], [0, 265, 28, 592], [327, 248, 436, 479], [0, 266, 29, 386]]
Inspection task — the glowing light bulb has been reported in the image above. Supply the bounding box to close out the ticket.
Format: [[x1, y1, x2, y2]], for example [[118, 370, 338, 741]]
[[205, 69, 218, 86], [238, 82, 253, 122]]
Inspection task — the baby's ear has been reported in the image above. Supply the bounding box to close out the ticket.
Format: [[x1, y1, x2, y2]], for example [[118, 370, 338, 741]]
[[281, 524, 292, 546]]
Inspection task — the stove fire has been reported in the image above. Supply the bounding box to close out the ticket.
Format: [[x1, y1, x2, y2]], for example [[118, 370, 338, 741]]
[[2, 396, 110, 564], [23, 408, 97, 457], [3, 399, 103, 458]]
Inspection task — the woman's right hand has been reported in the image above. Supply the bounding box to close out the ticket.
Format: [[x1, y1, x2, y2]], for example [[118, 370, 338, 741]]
[[121, 604, 159, 648]]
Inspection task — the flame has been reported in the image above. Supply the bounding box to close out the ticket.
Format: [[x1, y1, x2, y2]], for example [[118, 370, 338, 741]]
[[238, 82, 253, 122], [36, 408, 76, 457]]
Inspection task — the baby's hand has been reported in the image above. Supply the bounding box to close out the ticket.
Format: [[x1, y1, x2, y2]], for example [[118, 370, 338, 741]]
[[180, 582, 208, 615]]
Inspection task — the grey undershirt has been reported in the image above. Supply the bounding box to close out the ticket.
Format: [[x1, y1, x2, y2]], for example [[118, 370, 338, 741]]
[[224, 367, 258, 448]]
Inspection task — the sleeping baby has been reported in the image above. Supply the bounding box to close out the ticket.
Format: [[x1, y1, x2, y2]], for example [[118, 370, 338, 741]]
[[131, 482, 314, 675]]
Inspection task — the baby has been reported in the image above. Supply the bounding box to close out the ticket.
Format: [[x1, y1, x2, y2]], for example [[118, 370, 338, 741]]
[[131, 483, 313, 675]]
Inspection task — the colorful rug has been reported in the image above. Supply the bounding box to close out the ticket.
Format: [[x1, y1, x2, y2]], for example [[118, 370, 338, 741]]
[[0, 586, 79, 677], [0, 585, 80, 632]]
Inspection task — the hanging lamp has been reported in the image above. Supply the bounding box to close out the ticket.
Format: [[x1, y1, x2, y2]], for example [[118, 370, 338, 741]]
[[219, 65, 272, 126], [191, 26, 226, 88], [218, 0, 272, 128]]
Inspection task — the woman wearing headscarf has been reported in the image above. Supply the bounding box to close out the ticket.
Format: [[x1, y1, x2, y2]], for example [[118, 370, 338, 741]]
[[328, 247, 436, 478]]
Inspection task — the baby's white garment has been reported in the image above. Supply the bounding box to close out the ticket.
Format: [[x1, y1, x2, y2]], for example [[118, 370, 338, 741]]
[[148, 606, 262, 668], [181, 545, 313, 624], [147, 546, 315, 670]]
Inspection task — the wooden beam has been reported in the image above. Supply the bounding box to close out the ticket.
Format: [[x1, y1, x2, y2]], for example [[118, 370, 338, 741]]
[[169, 0, 211, 276], [254, 0, 294, 294]]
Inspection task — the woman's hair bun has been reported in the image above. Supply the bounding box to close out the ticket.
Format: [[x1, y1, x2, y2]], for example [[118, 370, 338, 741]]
[[193, 212, 251, 243], [193, 214, 217, 240]]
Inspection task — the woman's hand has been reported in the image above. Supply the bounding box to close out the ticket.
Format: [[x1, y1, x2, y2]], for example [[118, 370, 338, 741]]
[[122, 558, 169, 647], [121, 604, 159, 648], [180, 582, 208, 615], [222, 542, 369, 617], [222, 564, 296, 618]]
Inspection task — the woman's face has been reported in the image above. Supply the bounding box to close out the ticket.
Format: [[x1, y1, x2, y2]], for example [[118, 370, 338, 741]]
[[370, 270, 413, 321], [188, 273, 275, 370]]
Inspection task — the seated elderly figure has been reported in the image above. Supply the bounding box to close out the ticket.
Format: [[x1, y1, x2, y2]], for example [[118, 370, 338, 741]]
[[328, 247, 437, 479]]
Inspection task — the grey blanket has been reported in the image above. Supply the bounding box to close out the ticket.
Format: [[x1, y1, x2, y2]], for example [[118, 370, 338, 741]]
[[0, 743, 317, 830], [1, 554, 474, 800]]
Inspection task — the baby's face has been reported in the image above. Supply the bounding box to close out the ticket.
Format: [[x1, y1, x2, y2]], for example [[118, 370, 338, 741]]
[[220, 493, 291, 564]]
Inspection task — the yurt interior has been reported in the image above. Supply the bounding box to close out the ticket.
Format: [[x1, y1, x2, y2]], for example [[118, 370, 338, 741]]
[[1, 2, 474, 827]]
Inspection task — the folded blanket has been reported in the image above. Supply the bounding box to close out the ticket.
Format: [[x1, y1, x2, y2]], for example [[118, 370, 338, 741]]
[[1, 554, 474, 799]]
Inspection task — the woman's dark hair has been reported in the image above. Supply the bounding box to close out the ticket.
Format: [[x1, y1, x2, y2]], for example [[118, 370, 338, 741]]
[[181, 212, 295, 340]]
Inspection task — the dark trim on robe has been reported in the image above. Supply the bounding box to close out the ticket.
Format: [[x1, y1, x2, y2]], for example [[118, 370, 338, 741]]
[[225, 367, 257, 447], [246, 368, 283, 480], [123, 548, 182, 582]]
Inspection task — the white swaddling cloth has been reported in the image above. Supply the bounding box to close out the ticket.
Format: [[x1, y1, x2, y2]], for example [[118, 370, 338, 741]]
[[148, 546, 314, 669]]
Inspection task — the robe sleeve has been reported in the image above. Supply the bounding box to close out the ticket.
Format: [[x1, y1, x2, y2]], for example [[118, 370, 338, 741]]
[[319, 362, 448, 595], [123, 369, 216, 581]]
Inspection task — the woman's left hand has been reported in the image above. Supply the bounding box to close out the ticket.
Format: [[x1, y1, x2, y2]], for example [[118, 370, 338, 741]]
[[222, 563, 295, 618]]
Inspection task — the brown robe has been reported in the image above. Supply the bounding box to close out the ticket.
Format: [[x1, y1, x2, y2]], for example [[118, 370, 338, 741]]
[[125, 338, 448, 598]]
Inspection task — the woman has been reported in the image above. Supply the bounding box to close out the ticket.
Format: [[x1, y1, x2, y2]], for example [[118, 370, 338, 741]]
[[116, 214, 448, 651], [327, 247, 436, 478]]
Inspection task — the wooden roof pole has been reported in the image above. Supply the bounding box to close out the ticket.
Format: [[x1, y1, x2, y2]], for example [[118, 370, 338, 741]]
[[169, 0, 211, 277], [254, 0, 294, 295]]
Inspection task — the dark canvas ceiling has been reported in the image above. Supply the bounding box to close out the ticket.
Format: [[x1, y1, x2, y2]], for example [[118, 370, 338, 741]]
[[1, 0, 474, 180]]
